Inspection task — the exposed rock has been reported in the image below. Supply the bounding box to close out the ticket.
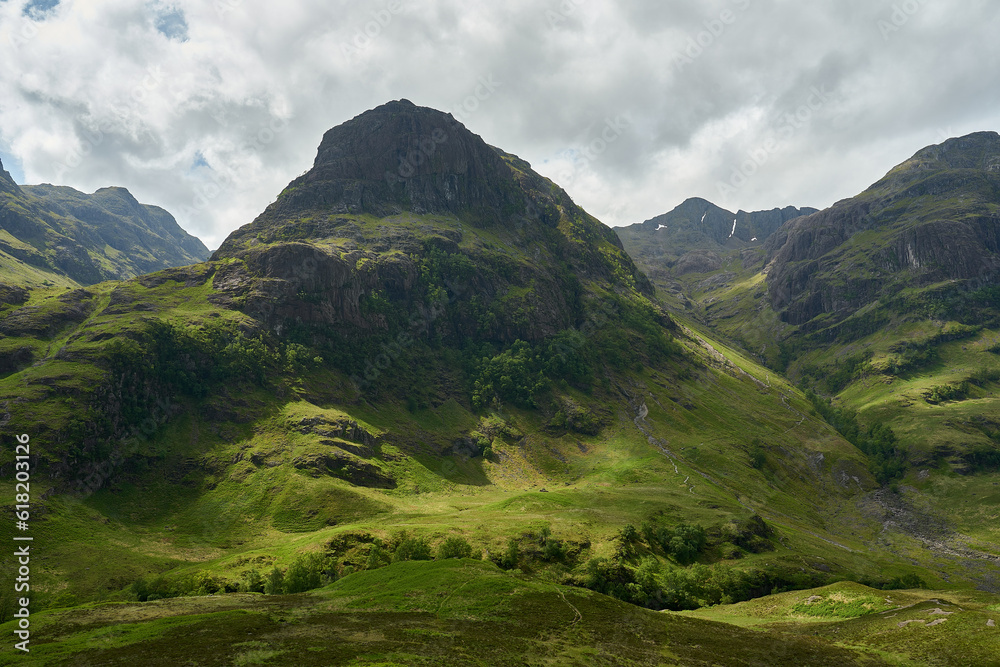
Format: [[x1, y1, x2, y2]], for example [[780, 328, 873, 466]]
[[616, 197, 816, 279], [208, 100, 659, 343], [0, 288, 98, 337], [0, 283, 29, 306], [292, 450, 396, 489], [675, 250, 723, 275], [766, 131, 1000, 326]]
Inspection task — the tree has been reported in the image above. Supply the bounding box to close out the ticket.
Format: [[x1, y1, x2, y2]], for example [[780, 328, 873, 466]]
[[668, 523, 706, 565], [285, 554, 323, 593], [263, 566, 285, 595], [242, 569, 264, 593], [500, 538, 520, 570], [437, 536, 474, 559]]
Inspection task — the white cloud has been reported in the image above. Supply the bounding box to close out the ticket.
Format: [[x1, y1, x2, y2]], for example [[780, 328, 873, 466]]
[[1, 0, 999, 248]]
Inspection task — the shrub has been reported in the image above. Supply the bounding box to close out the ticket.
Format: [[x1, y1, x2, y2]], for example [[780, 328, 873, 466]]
[[263, 567, 284, 595], [437, 536, 474, 560], [392, 534, 432, 562], [499, 538, 520, 570], [668, 523, 707, 565]]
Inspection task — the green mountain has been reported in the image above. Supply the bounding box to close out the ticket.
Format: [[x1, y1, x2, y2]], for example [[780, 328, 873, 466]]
[[0, 159, 209, 289], [2, 106, 998, 665], [618, 132, 1000, 603]]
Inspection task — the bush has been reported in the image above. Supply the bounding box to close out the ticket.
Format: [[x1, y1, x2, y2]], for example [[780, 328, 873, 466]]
[[437, 536, 474, 560], [392, 534, 432, 562], [499, 538, 520, 570], [747, 440, 767, 469], [284, 554, 324, 594], [668, 523, 706, 565], [366, 541, 391, 570], [263, 567, 285, 595], [242, 569, 264, 594]]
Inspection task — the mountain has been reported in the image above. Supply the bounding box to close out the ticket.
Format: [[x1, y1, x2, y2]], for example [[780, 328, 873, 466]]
[[208, 99, 653, 344], [618, 197, 818, 264], [2, 106, 998, 665], [617, 132, 1000, 594], [0, 160, 209, 288], [615, 198, 816, 309], [766, 131, 1000, 327]]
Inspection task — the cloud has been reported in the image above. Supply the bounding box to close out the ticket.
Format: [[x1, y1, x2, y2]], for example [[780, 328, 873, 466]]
[[1, 0, 999, 248]]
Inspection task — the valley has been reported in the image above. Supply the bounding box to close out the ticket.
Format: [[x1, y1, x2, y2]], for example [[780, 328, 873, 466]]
[[1, 102, 999, 665]]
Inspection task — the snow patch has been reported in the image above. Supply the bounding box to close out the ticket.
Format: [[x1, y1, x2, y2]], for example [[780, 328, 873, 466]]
[[700, 212, 707, 223], [751, 237, 757, 242], [729, 218, 737, 238], [656, 224, 667, 231]]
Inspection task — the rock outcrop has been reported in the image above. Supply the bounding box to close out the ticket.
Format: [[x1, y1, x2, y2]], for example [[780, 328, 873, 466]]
[[765, 131, 1000, 326], [210, 100, 659, 344]]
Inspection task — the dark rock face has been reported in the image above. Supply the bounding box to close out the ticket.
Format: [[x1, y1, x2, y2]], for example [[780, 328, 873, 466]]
[[615, 197, 816, 277], [0, 288, 99, 337], [675, 250, 723, 275], [223, 99, 524, 240], [209, 100, 659, 344], [766, 131, 1000, 326], [292, 450, 397, 489], [0, 157, 19, 195]]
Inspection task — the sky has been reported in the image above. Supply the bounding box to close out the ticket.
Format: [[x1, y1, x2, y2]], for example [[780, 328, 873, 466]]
[[1, 0, 999, 250]]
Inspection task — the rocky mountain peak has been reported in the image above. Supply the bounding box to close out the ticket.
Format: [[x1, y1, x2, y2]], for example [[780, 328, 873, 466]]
[[910, 130, 1000, 170], [251, 99, 524, 227]]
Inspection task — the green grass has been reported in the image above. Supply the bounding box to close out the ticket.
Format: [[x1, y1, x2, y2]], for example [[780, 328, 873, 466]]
[[6, 561, 948, 666]]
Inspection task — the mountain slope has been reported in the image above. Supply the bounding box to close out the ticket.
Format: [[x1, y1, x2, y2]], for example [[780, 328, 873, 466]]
[[0, 103, 985, 664], [615, 197, 816, 313], [766, 131, 1000, 328], [0, 159, 210, 288], [616, 133, 1000, 589]]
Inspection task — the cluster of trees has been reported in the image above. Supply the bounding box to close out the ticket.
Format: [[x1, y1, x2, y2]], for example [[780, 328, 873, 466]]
[[107, 319, 323, 401], [494, 527, 570, 570], [579, 558, 820, 611], [806, 391, 906, 485]]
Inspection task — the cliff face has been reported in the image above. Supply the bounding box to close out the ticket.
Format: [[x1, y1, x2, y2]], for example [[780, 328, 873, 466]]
[[218, 99, 524, 241], [766, 132, 1000, 326], [210, 100, 657, 344]]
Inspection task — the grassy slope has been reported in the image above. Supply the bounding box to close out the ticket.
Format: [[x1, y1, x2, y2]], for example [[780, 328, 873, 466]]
[[0, 560, 927, 667], [0, 208, 993, 664], [5, 562, 997, 666], [0, 225, 905, 608], [621, 230, 1000, 585]]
